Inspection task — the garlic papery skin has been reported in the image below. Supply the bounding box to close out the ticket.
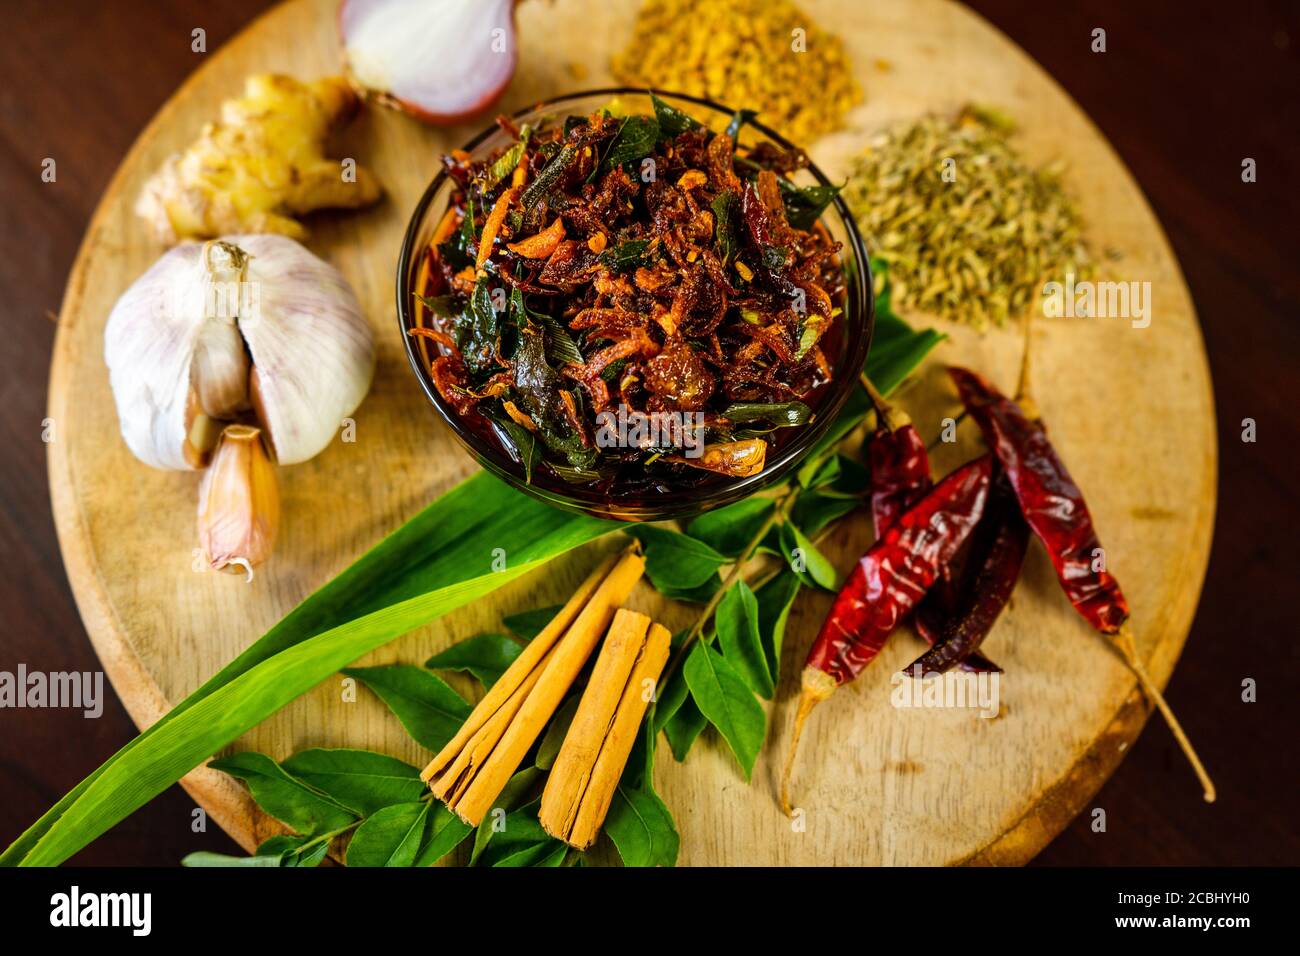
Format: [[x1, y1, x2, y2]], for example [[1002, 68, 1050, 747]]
[[198, 424, 280, 579], [105, 234, 374, 470], [228, 235, 374, 463]]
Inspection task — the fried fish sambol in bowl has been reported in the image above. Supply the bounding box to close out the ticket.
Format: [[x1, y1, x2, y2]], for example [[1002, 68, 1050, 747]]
[[398, 89, 871, 520]]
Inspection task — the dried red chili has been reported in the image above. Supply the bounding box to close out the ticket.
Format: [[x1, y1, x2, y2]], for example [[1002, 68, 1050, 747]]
[[861, 375, 999, 673], [780, 454, 993, 813], [866, 411, 931, 537], [904, 470, 1028, 675], [949, 366, 1129, 634], [947, 346, 1214, 801]]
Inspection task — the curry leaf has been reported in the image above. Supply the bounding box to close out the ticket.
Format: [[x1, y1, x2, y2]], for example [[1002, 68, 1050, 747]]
[[520, 141, 577, 210], [800, 380, 873, 485], [792, 490, 860, 537], [715, 581, 773, 698], [424, 633, 523, 689], [652, 658, 689, 734], [414, 803, 473, 866], [469, 767, 543, 865], [658, 572, 724, 604], [280, 748, 426, 817], [206, 752, 357, 837], [535, 694, 581, 771], [685, 497, 775, 558], [491, 415, 538, 485], [627, 525, 727, 592], [807, 454, 841, 490], [798, 258, 945, 485], [599, 238, 650, 272], [475, 800, 563, 867], [257, 835, 309, 860], [603, 115, 659, 169], [255, 835, 330, 867], [458, 277, 501, 376], [605, 786, 679, 867], [486, 139, 525, 190], [682, 643, 766, 780], [537, 313, 584, 367], [812, 454, 871, 498], [663, 693, 708, 761], [864, 256, 946, 394], [246, 837, 330, 868], [295, 840, 331, 867], [414, 293, 458, 318], [779, 180, 843, 230], [712, 190, 740, 264], [651, 92, 701, 139], [780, 522, 838, 591], [755, 571, 802, 681], [344, 665, 472, 753], [503, 605, 564, 641], [345, 802, 429, 867]]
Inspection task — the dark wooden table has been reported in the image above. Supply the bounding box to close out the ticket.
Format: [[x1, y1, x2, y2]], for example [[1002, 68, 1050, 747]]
[[2, 0, 1295, 866]]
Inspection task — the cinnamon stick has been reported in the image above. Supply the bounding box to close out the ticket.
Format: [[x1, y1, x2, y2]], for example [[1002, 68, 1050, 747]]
[[423, 547, 645, 826], [539, 610, 650, 837], [428, 642, 559, 805], [540, 617, 671, 849]]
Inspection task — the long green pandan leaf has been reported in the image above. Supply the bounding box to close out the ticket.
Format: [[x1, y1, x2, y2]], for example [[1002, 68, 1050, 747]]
[[4, 472, 616, 867]]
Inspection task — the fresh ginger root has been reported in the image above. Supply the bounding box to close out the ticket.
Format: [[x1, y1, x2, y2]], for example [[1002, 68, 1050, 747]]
[[137, 74, 382, 243]]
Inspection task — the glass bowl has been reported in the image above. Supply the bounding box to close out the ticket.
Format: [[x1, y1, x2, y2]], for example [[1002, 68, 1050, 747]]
[[397, 88, 873, 521]]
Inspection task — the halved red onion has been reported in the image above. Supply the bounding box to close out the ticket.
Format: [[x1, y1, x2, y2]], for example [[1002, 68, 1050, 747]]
[[339, 0, 518, 125]]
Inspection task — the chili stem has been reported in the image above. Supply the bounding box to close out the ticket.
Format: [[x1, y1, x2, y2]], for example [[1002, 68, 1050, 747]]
[[1109, 626, 1216, 803], [778, 690, 820, 816], [859, 372, 908, 431], [1015, 308, 1041, 420], [925, 410, 969, 453]]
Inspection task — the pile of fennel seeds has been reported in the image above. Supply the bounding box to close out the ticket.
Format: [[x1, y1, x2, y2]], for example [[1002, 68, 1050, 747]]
[[610, 0, 862, 144], [843, 106, 1093, 329]]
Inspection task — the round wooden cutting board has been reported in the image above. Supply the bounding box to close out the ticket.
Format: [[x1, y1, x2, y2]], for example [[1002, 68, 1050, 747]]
[[47, 0, 1215, 865]]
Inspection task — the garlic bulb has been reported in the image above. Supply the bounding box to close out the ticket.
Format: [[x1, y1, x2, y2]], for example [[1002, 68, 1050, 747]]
[[198, 424, 280, 579], [105, 234, 374, 469], [105, 234, 374, 572]]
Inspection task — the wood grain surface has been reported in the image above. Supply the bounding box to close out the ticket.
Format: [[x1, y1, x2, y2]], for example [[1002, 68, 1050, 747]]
[[5, 0, 1296, 866]]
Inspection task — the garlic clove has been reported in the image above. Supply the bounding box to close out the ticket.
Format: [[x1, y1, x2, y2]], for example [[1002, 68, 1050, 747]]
[[192, 315, 251, 420], [191, 241, 252, 419], [182, 388, 222, 468], [232, 234, 374, 464], [198, 423, 280, 578]]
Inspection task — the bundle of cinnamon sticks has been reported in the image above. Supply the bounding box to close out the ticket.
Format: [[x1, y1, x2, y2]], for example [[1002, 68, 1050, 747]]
[[540, 608, 670, 848], [422, 545, 670, 848]]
